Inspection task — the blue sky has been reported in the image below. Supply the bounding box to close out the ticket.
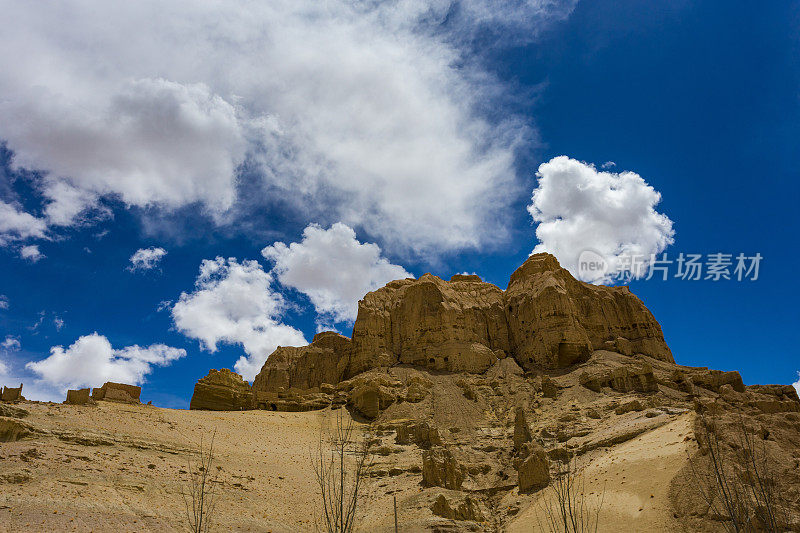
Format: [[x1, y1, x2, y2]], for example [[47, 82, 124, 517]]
[[1, 0, 798, 408]]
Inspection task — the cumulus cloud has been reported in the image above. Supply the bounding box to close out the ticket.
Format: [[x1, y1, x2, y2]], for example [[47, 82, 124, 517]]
[[0, 1, 572, 254], [0, 200, 46, 245], [20, 244, 44, 262], [0, 295, 8, 310], [263, 223, 411, 326], [794, 373, 800, 397], [129, 247, 167, 271], [1, 335, 21, 352], [528, 156, 675, 283], [26, 333, 185, 390], [4, 78, 246, 223], [171, 257, 306, 380]]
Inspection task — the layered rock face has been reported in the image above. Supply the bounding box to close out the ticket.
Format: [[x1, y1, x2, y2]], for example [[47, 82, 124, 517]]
[[65, 388, 91, 405], [91, 382, 141, 403], [253, 253, 673, 390], [190, 369, 255, 411], [505, 253, 672, 370], [344, 273, 511, 377], [251, 332, 351, 393]]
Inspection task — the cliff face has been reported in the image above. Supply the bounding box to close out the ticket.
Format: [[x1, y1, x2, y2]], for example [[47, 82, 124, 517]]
[[344, 273, 511, 377], [251, 253, 672, 390], [189, 369, 254, 411], [178, 253, 800, 531], [505, 253, 673, 370], [251, 332, 351, 393]]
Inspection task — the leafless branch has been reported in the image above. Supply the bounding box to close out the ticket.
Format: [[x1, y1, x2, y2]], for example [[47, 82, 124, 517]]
[[311, 410, 372, 533], [183, 430, 218, 533], [688, 414, 787, 533], [536, 458, 604, 533]]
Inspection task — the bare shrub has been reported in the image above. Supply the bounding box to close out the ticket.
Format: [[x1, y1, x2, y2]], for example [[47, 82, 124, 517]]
[[536, 458, 604, 533], [312, 409, 371, 533], [689, 414, 786, 533], [183, 430, 218, 533]]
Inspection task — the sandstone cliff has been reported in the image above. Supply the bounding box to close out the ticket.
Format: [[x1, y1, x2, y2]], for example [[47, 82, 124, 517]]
[[7, 254, 799, 532], [505, 253, 672, 370], [190, 369, 254, 411], [251, 331, 351, 393], [252, 252, 673, 391]]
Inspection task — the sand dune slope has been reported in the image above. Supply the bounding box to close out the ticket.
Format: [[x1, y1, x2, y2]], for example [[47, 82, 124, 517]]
[[508, 414, 696, 532]]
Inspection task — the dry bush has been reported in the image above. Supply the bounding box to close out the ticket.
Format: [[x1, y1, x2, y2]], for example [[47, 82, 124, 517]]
[[536, 458, 604, 533], [183, 430, 218, 533], [312, 410, 372, 533], [689, 414, 787, 533]]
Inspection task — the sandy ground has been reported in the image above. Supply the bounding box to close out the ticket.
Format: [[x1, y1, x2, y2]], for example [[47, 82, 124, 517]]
[[0, 401, 352, 532], [507, 413, 696, 532], [1, 400, 701, 532]]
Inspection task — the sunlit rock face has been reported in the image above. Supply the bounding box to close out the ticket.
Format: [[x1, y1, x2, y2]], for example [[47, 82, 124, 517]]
[[189, 369, 254, 411], [505, 253, 673, 371], [252, 252, 673, 389]]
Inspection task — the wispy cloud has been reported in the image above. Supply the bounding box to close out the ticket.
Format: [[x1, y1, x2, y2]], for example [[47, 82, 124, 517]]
[[19, 244, 44, 262], [1, 335, 21, 352], [128, 247, 167, 272], [0, 200, 47, 245]]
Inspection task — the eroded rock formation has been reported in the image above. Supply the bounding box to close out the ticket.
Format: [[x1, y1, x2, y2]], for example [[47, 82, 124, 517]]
[[92, 382, 141, 403], [251, 331, 351, 393], [516, 442, 551, 493], [505, 254, 672, 370], [251, 253, 673, 394], [65, 388, 91, 405], [422, 447, 465, 490], [190, 253, 677, 418], [1, 383, 24, 402], [344, 272, 511, 377], [190, 369, 255, 411]]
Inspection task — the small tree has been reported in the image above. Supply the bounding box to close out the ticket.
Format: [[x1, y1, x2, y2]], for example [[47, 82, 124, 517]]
[[536, 458, 604, 533], [689, 414, 786, 533], [183, 430, 218, 533], [312, 410, 371, 533]]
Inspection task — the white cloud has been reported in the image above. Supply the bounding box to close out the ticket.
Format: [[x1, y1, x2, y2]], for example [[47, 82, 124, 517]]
[[528, 156, 675, 283], [4, 78, 246, 223], [1, 335, 21, 352], [794, 373, 800, 397], [0, 1, 572, 255], [26, 333, 185, 390], [0, 295, 8, 310], [263, 223, 411, 326], [129, 246, 167, 271], [42, 181, 103, 226], [53, 316, 64, 331], [0, 200, 47, 245], [171, 257, 307, 380], [20, 244, 44, 262], [0, 343, 64, 402]]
